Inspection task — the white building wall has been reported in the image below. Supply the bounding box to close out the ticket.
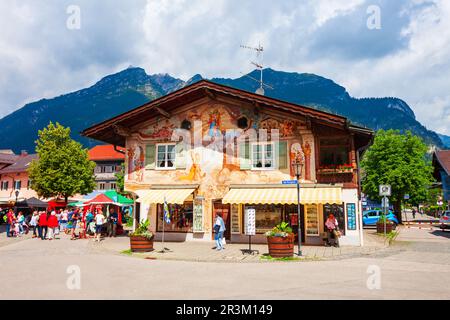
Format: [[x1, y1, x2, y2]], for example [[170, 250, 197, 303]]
[[339, 188, 362, 246]]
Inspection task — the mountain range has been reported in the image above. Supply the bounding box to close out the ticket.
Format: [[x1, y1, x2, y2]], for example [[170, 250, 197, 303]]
[[0, 67, 448, 153]]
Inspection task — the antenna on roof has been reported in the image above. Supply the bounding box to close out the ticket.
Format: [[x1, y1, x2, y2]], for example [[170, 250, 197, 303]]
[[240, 42, 272, 95]]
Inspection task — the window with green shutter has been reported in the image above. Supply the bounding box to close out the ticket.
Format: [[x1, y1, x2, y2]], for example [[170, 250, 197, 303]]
[[278, 141, 288, 170], [239, 142, 251, 170], [145, 144, 156, 170]]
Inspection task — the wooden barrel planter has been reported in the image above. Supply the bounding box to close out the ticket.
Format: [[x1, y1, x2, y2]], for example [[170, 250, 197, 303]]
[[267, 234, 294, 258], [130, 236, 154, 252], [376, 223, 394, 234]]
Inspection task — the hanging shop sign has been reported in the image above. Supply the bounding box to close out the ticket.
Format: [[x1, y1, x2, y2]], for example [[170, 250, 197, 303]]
[[244, 208, 256, 236], [192, 200, 204, 233], [346, 203, 357, 231]]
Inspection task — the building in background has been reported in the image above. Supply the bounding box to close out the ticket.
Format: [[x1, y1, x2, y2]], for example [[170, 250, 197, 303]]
[[0, 152, 38, 206], [88, 145, 125, 191], [0, 150, 18, 171], [82, 80, 373, 246], [433, 150, 450, 206]]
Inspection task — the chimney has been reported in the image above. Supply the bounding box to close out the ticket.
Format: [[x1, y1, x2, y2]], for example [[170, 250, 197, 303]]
[[20, 150, 28, 157]]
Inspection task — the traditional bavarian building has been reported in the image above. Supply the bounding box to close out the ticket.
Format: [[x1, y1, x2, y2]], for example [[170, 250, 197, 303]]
[[82, 80, 373, 246]]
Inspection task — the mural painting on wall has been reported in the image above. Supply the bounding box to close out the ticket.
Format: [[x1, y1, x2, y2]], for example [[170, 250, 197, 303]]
[[303, 141, 312, 180], [127, 104, 307, 199], [128, 144, 145, 182], [138, 118, 176, 141], [178, 151, 205, 182], [290, 142, 305, 178]]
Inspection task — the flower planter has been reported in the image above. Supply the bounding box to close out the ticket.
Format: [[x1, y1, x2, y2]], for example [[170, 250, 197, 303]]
[[376, 222, 394, 234], [129, 235, 154, 252], [267, 234, 295, 258]]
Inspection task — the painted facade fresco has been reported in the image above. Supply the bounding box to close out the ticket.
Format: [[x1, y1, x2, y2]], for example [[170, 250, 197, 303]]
[[125, 102, 315, 202]]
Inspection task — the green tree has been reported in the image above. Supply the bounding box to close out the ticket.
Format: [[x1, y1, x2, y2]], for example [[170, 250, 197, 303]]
[[114, 163, 125, 194], [361, 130, 434, 224], [28, 122, 96, 203]]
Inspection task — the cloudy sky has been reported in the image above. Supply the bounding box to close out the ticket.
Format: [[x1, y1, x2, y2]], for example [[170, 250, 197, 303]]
[[0, 0, 449, 134]]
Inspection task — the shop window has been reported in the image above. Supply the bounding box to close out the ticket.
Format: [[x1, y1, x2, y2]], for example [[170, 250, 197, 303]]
[[251, 142, 274, 170], [157, 202, 193, 233], [319, 138, 349, 168], [323, 203, 345, 236], [245, 204, 282, 233], [305, 205, 319, 236], [156, 143, 176, 169]]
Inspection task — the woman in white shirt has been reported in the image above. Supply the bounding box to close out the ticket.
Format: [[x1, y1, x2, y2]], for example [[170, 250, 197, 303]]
[[94, 210, 105, 242], [30, 211, 39, 238]]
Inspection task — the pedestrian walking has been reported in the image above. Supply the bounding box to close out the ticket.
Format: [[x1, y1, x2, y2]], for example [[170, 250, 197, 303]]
[[412, 208, 416, 220], [5, 209, 14, 237], [325, 214, 340, 248], [60, 210, 68, 232], [108, 208, 118, 237], [47, 211, 59, 240], [214, 212, 226, 251], [38, 211, 48, 240], [30, 211, 39, 238], [85, 210, 94, 233], [94, 210, 105, 242], [70, 209, 80, 240], [17, 212, 25, 234]]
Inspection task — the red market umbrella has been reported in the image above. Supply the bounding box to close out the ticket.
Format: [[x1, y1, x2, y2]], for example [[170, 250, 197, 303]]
[[84, 194, 115, 205]]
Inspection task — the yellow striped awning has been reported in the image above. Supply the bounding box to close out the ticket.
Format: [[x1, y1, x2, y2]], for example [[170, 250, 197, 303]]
[[222, 187, 342, 205], [136, 188, 195, 205]]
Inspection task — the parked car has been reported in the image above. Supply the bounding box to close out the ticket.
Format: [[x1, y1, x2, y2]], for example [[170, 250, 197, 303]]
[[439, 211, 450, 231], [363, 210, 399, 226]]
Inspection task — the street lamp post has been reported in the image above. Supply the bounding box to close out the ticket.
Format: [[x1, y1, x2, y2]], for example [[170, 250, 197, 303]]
[[293, 160, 303, 256], [14, 190, 20, 214]]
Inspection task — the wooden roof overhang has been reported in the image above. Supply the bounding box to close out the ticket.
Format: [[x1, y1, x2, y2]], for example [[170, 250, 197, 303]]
[[81, 80, 373, 147]]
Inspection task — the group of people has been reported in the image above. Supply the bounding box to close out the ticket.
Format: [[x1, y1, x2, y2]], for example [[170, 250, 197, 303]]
[[4, 210, 28, 237], [4, 207, 121, 242]]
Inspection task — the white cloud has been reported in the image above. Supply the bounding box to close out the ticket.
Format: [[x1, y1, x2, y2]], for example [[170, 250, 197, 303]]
[[0, 0, 449, 136]]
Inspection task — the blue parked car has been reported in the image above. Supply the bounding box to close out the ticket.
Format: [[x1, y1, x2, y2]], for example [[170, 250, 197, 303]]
[[363, 210, 399, 226]]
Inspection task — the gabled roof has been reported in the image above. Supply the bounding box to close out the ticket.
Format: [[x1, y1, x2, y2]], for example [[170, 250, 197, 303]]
[[0, 154, 37, 174], [0, 152, 18, 165], [82, 79, 373, 148], [88, 145, 125, 161], [433, 150, 450, 177]]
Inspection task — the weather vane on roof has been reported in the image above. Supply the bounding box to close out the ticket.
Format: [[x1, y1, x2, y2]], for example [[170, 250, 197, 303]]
[[240, 42, 273, 95]]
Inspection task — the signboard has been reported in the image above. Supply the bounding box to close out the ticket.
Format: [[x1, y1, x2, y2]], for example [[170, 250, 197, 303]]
[[282, 180, 298, 185], [192, 200, 204, 233], [305, 205, 319, 236], [231, 204, 241, 234], [404, 194, 410, 200], [381, 197, 389, 208], [244, 208, 256, 236], [379, 185, 391, 197], [346, 203, 357, 230]]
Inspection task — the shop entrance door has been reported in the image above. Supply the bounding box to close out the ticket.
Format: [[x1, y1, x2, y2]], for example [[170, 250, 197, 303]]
[[212, 200, 231, 240]]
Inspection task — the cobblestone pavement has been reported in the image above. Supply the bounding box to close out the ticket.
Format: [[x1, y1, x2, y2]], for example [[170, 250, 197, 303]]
[[0, 224, 449, 299], [89, 229, 389, 263]]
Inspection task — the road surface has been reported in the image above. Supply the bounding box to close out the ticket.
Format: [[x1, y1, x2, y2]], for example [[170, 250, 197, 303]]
[[0, 225, 449, 300]]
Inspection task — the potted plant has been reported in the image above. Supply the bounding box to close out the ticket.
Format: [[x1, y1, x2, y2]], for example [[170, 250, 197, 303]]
[[129, 219, 154, 252], [265, 222, 295, 258], [376, 215, 395, 234]]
